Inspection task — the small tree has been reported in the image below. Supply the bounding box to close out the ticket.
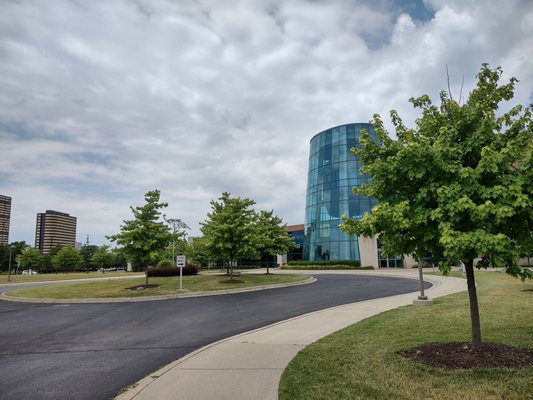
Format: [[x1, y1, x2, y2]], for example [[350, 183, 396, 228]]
[[342, 64, 532, 345], [0, 241, 27, 272], [256, 210, 298, 274], [160, 237, 188, 264], [186, 237, 214, 267], [91, 245, 113, 271], [80, 244, 98, 268], [51, 246, 83, 271], [41, 245, 61, 270], [17, 247, 44, 271], [110, 247, 128, 270], [201, 192, 259, 281], [108, 190, 172, 285]]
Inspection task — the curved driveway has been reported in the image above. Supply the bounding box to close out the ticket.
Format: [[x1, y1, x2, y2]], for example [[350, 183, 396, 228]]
[[0, 274, 429, 400]]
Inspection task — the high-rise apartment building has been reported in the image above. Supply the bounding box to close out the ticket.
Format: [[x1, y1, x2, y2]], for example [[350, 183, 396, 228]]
[[35, 210, 77, 254], [0, 195, 12, 245]]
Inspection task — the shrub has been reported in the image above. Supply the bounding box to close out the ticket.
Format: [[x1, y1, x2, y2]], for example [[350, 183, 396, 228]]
[[147, 263, 199, 277], [281, 265, 373, 270], [287, 260, 361, 267], [157, 259, 174, 268], [148, 266, 178, 277], [183, 263, 199, 275], [281, 265, 344, 270]]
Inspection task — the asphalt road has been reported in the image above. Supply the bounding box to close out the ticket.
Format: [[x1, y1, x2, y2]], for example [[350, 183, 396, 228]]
[[0, 274, 429, 400]]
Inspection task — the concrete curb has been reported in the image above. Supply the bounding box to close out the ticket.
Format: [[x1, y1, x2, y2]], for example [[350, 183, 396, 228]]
[[115, 271, 466, 400], [0, 274, 145, 286], [0, 276, 317, 304], [116, 278, 437, 400]]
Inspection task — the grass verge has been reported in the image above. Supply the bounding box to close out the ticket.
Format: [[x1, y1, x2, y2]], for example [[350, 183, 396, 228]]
[[0, 271, 143, 283], [6, 273, 308, 299], [279, 271, 533, 400]]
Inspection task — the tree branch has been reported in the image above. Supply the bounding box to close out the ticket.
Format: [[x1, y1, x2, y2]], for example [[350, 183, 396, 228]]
[[446, 64, 453, 101]]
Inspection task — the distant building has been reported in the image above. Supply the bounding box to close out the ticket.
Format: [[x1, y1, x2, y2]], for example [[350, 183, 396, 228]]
[[304, 123, 379, 263], [35, 210, 77, 254], [0, 195, 11, 245], [303, 123, 416, 268], [277, 224, 305, 265]]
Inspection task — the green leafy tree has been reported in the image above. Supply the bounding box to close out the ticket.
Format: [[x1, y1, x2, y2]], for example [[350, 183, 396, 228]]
[[0, 241, 27, 272], [51, 246, 84, 271], [162, 216, 190, 265], [91, 245, 114, 271], [110, 247, 128, 269], [160, 237, 188, 264], [256, 210, 298, 274], [201, 192, 260, 280], [518, 141, 533, 267], [157, 259, 174, 267], [108, 190, 172, 284], [43, 245, 65, 270], [342, 64, 532, 345], [186, 237, 215, 267], [17, 247, 44, 271], [80, 244, 99, 268], [0, 244, 9, 272]]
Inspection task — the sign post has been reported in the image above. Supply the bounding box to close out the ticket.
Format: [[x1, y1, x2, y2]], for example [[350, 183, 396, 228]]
[[177, 255, 186, 291]]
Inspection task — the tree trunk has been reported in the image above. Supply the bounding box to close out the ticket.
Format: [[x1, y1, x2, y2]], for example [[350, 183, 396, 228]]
[[464, 258, 482, 345], [229, 260, 234, 281], [417, 258, 427, 300], [145, 267, 149, 286]]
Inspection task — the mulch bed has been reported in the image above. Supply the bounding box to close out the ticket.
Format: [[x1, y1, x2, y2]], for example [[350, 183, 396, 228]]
[[401, 342, 533, 369], [126, 284, 160, 291]]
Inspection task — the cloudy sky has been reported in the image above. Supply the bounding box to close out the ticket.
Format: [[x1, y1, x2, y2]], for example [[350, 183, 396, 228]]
[[1, 0, 532, 246]]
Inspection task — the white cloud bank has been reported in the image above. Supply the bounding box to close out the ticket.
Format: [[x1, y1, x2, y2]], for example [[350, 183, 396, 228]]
[[1, 0, 532, 244]]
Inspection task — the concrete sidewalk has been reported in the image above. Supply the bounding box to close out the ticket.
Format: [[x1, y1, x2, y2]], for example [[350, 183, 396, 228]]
[[116, 270, 466, 400]]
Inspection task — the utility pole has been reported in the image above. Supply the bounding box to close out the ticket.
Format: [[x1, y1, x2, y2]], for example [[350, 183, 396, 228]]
[[162, 215, 190, 266]]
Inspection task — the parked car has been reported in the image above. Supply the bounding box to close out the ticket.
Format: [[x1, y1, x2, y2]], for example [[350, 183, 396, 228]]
[[22, 269, 38, 275]]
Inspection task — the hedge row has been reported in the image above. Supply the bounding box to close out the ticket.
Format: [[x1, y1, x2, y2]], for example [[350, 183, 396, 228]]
[[281, 265, 374, 270], [147, 265, 198, 277], [287, 260, 361, 267]]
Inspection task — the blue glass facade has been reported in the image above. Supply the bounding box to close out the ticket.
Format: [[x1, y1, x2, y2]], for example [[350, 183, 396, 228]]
[[303, 123, 379, 261], [286, 226, 305, 262]]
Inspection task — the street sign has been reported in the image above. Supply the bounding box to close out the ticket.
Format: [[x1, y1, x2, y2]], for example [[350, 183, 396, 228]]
[[177, 255, 186, 291]]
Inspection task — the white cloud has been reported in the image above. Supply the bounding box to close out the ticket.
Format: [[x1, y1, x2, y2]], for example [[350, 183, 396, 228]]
[[1, 0, 532, 245]]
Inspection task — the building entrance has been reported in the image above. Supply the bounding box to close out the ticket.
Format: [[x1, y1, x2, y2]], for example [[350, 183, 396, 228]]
[[378, 249, 404, 268]]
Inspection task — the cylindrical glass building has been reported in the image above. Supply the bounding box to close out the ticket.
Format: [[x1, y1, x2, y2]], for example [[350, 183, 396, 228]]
[[303, 123, 379, 261]]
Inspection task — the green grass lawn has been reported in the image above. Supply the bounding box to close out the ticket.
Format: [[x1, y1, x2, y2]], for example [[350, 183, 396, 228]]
[[6, 273, 309, 299], [0, 271, 143, 283], [279, 271, 533, 400]]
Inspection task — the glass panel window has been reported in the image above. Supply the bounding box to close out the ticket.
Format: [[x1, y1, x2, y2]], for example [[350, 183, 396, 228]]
[[325, 130, 332, 147], [304, 123, 378, 263], [332, 128, 340, 146]]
